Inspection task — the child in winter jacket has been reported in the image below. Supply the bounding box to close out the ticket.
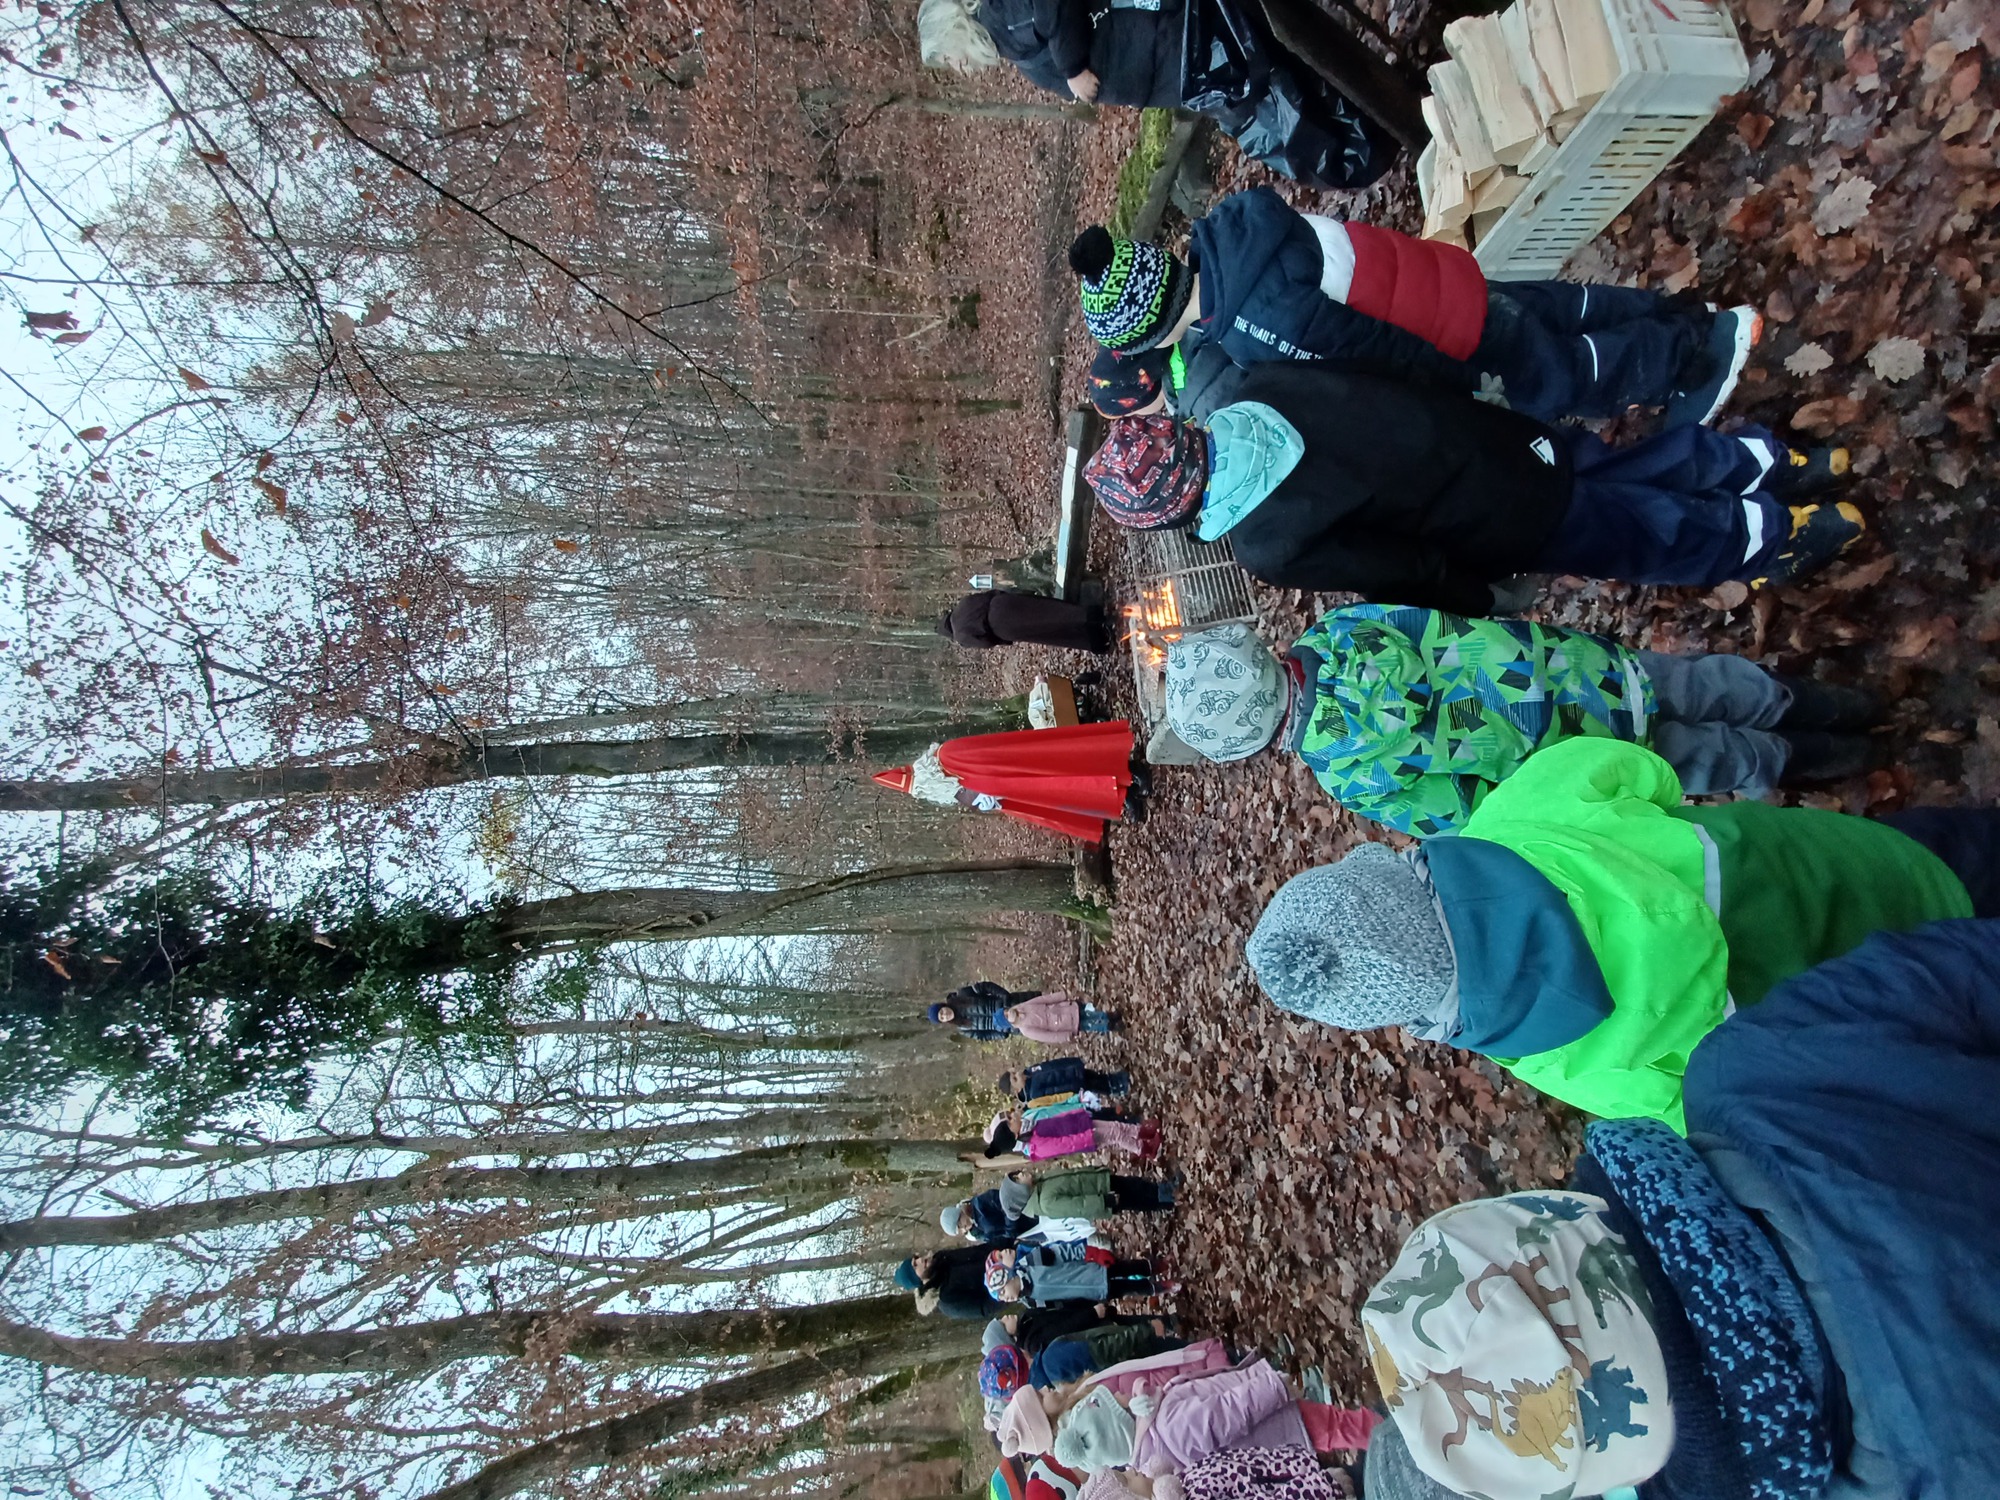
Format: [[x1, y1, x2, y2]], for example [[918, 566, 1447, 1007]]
[[1080, 363, 1865, 602], [1071, 189, 1757, 426], [986, 1240, 1163, 1308], [1245, 737, 1989, 1131], [1159, 613, 1886, 836]]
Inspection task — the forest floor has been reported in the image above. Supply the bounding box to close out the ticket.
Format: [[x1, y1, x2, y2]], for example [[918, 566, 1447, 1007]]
[[965, 0, 2000, 1408]]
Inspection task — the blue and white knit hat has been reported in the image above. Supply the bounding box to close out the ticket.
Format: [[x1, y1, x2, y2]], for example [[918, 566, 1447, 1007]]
[[1070, 226, 1194, 353], [1582, 1119, 1834, 1500]]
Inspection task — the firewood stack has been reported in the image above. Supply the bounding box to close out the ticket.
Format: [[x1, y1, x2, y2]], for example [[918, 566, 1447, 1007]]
[[1417, 0, 1620, 248]]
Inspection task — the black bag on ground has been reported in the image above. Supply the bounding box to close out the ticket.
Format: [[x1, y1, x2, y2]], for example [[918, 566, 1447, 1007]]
[[1180, 0, 1395, 189]]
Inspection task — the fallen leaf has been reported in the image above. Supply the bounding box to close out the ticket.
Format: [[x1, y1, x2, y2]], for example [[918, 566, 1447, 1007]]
[[552, 538, 582, 553], [1702, 581, 1751, 611], [200, 528, 241, 565], [1812, 177, 1875, 235], [1865, 336, 1925, 383], [1736, 112, 1773, 148], [1791, 396, 1863, 434], [1825, 555, 1895, 591], [1783, 342, 1835, 377]]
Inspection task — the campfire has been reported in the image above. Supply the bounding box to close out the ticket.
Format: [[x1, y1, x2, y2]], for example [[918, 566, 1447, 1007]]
[[1123, 535, 1259, 735]]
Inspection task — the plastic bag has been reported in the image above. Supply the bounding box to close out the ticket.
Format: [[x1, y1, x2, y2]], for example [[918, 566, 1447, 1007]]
[[1179, 0, 1396, 189]]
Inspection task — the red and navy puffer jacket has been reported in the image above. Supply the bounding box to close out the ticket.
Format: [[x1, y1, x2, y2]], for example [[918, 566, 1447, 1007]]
[[1189, 187, 1488, 386]]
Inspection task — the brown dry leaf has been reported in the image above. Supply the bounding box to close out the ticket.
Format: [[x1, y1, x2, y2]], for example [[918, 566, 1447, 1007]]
[[1783, 342, 1835, 377], [1702, 581, 1751, 611], [76, 425, 107, 441], [199, 528, 241, 565], [177, 367, 212, 391], [1825, 555, 1895, 591], [1812, 177, 1875, 235], [41, 949, 71, 980], [1865, 336, 1925, 383], [359, 296, 395, 328], [256, 451, 275, 473], [253, 476, 288, 514], [1791, 396, 1863, 433], [1736, 113, 1774, 148], [330, 311, 358, 343], [552, 538, 582, 554], [1887, 618, 1945, 659]]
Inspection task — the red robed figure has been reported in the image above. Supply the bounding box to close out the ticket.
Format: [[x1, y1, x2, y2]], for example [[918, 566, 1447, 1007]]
[[873, 721, 1135, 842]]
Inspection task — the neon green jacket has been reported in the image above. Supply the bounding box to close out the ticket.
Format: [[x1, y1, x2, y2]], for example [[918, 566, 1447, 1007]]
[[1456, 738, 1971, 1130]]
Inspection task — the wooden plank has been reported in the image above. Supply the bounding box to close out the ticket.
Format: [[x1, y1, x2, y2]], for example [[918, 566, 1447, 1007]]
[[1129, 113, 1211, 243], [1055, 408, 1103, 603], [1500, 2, 1563, 123], [1443, 13, 1544, 166], [1553, 0, 1617, 105], [1427, 59, 1498, 174]]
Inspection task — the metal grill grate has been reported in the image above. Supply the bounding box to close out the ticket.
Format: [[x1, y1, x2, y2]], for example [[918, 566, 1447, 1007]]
[[1128, 531, 1259, 644]]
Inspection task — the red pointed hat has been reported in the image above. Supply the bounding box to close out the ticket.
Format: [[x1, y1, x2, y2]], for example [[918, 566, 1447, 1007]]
[[872, 766, 914, 794]]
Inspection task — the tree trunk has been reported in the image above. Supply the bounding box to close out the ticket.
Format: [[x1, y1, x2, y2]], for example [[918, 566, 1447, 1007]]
[[421, 1322, 974, 1500], [0, 722, 993, 814], [0, 1295, 931, 1379], [0, 1139, 975, 1249], [476, 861, 1078, 951]]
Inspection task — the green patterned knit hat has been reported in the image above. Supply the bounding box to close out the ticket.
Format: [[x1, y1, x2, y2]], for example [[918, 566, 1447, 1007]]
[[1070, 226, 1193, 353]]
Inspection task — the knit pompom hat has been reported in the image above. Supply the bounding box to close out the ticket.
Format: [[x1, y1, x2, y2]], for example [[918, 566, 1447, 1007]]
[[1072, 226, 1193, 353], [1246, 844, 1456, 1031]]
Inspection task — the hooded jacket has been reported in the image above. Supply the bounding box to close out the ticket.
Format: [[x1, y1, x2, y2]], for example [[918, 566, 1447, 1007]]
[[1435, 738, 1971, 1130], [1681, 920, 2000, 1498], [1188, 189, 1487, 384], [1289, 604, 1654, 836], [1200, 362, 1574, 611], [976, 0, 1184, 107]]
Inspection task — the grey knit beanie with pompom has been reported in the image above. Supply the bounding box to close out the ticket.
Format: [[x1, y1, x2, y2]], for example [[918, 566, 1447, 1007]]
[[1246, 843, 1455, 1031]]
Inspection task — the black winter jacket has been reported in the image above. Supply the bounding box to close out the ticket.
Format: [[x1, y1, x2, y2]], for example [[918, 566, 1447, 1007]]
[[1214, 363, 1573, 612], [1189, 188, 1474, 389], [977, 0, 1185, 107]]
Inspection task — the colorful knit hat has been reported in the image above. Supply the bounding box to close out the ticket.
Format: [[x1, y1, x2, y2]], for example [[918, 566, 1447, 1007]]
[[1088, 347, 1172, 417], [1071, 226, 1193, 353], [1083, 415, 1206, 531], [984, 1248, 1015, 1300], [981, 1344, 1031, 1399]]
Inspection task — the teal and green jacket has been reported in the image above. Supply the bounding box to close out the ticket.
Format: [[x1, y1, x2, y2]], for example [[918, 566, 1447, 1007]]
[[1436, 738, 1972, 1131], [1290, 604, 1654, 837]]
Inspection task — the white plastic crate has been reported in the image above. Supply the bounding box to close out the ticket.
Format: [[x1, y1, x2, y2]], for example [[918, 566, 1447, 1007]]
[[1473, 0, 1749, 279]]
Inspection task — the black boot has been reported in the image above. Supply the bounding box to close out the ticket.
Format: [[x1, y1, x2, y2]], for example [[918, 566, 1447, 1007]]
[[1779, 731, 1889, 785], [1763, 445, 1851, 499], [1777, 677, 1887, 732]]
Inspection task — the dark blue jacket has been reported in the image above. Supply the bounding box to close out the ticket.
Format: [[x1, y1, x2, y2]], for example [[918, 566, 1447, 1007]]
[[1189, 189, 1473, 390], [976, 0, 1183, 107], [1683, 920, 2000, 1498], [966, 1187, 1034, 1242]]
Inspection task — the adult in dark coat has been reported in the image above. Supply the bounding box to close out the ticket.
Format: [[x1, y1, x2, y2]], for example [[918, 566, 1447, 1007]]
[[1192, 362, 1857, 607], [897, 1242, 1009, 1321], [940, 590, 1110, 653], [972, 0, 1184, 106]]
